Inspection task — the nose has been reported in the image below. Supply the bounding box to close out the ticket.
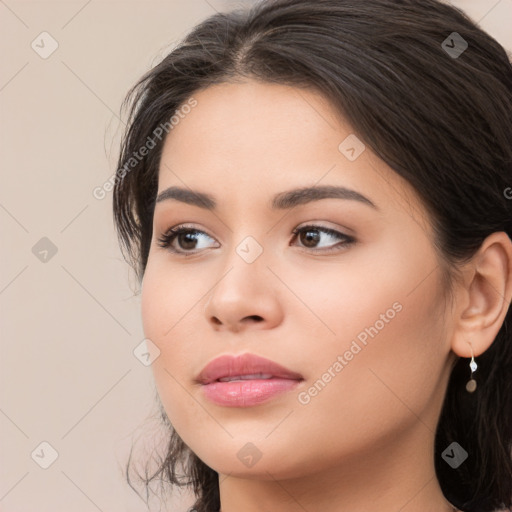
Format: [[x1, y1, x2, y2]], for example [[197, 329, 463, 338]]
[[203, 258, 284, 333]]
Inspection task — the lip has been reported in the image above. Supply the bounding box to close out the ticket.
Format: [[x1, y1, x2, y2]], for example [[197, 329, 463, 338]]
[[196, 353, 304, 407]]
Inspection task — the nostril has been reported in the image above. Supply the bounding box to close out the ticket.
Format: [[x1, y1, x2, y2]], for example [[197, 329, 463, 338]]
[[244, 315, 263, 322]]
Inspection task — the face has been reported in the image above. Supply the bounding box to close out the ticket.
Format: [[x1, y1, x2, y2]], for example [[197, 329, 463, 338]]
[[141, 80, 455, 480]]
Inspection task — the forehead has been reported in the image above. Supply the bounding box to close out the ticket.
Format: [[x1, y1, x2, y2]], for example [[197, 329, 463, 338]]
[[159, 81, 347, 176], [156, 80, 427, 226]]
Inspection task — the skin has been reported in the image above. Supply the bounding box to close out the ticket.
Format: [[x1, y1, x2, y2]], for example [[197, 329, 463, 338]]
[[140, 80, 512, 512]]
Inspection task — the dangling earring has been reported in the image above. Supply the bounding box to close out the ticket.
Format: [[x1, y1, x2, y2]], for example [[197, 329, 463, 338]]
[[466, 342, 478, 393]]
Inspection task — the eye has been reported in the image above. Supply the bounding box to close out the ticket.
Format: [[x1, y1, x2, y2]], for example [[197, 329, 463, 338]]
[[156, 223, 355, 256], [156, 225, 219, 255], [290, 224, 355, 252]]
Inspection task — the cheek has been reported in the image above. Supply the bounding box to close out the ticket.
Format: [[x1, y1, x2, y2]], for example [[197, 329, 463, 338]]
[[140, 260, 200, 409], [279, 281, 446, 473], [141, 256, 204, 341], [274, 245, 412, 344], [289, 241, 447, 427]]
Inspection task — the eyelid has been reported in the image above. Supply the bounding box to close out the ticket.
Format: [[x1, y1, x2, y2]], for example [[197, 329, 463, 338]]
[[293, 220, 353, 235]]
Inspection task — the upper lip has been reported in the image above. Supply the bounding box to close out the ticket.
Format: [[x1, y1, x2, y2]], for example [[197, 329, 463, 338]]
[[196, 353, 304, 385]]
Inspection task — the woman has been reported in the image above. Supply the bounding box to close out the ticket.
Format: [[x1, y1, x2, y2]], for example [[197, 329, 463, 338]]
[[113, 0, 512, 510]]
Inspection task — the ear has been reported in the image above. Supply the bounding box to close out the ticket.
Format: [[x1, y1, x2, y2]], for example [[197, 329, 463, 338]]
[[451, 231, 512, 359]]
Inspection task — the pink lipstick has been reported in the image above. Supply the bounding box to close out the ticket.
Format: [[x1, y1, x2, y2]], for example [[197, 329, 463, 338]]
[[196, 353, 303, 407]]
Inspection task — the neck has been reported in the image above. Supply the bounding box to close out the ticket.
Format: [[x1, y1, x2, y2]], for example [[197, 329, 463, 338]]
[[218, 422, 456, 512]]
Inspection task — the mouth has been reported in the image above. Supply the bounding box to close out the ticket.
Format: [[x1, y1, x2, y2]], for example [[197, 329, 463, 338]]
[[216, 373, 274, 382], [196, 353, 304, 384], [196, 353, 304, 407]]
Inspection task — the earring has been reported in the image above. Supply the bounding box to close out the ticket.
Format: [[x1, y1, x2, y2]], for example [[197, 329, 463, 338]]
[[466, 342, 478, 393]]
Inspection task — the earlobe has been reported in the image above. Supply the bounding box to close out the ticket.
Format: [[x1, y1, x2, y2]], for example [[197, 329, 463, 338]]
[[450, 231, 512, 359]]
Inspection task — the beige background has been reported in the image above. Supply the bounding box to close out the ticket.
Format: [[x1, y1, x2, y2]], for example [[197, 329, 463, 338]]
[[1, 1, 511, 511]]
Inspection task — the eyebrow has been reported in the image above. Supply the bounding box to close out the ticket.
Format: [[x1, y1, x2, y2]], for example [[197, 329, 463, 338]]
[[155, 185, 379, 211]]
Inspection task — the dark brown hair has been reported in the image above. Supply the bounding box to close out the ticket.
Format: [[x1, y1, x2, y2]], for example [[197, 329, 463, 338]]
[[113, 1, 512, 510]]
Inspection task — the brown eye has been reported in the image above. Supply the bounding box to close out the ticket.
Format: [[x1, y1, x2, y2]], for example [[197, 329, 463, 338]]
[[157, 226, 218, 254], [176, 231, 201, 250], [298, 228, 321, 248], [291, 225, 355, 252]]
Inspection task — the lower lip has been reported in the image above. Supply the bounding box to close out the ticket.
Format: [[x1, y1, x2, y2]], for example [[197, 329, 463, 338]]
[[201, 378, 301, 407]]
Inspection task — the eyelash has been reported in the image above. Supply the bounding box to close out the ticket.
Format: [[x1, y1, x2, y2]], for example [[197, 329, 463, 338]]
[[156, 224, 355, 256]]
